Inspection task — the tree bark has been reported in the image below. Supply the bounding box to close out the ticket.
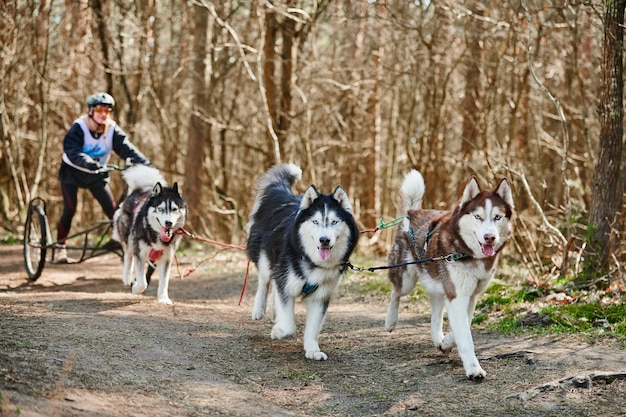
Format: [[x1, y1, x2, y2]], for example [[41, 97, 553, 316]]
[[262, 8, 279, 166], [277, 0, 296, 154], [184, 3, 209, 231], [587, 0, 625, 275], [461, 3, 483, 157]]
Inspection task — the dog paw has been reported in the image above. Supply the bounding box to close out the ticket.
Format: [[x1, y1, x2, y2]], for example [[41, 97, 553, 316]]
[[436, 343, 453, 355], [270, 325, 294, 340], [439, 334, 456, 351], [466, 366, 486, 381], [157, 297, 172, 305], [384, 320, 396, 332], [132, 283, 147, 294], [305, 350, 328, 361], [251, 308, 265, 320]]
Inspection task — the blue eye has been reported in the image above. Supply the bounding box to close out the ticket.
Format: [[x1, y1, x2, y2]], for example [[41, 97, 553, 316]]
[[474, 214, 482, 220], [312, 220, 319, 225], [494, 214, 502, 221]]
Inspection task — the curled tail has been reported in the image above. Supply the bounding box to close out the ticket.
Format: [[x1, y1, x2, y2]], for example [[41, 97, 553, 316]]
[[401, 170, 425, 211], [247, 163, 302, 234], [122, 165, 166, 192], [256, 163, 302, 195]]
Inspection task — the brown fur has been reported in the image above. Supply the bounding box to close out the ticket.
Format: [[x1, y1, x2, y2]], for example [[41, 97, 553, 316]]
[[385, 171, 514, 379]]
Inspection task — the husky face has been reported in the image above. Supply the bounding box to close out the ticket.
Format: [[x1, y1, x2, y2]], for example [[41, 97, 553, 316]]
[[457, 177, 513, 259], [146, 183, 187, 242], [297, 185, 355, 266]]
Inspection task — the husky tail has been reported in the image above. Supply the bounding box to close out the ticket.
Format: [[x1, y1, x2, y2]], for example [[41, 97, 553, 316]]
[[256, 163, 302, 197], [122, 164, 166, 192], [247, 163, 302, 227], [401, 169, 425, 211]]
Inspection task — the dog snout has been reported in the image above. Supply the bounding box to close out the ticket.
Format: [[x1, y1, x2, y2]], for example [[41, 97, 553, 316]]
[[319, 237, 331, 248], [164, 220, 173, 228], [484, 233, 496, 245]]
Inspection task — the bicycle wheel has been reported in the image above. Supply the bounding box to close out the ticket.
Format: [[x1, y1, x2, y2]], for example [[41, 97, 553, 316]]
[[23, 201, 48, 281]]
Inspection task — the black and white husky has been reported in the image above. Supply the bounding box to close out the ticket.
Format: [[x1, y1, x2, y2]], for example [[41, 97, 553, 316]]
[[112, 165, 187, 305], [385, 170, 514, 379], [247, 164, 360, 361]]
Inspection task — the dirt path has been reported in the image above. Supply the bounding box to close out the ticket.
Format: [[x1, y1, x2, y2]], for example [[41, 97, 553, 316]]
[[1, 244, 625, 416]]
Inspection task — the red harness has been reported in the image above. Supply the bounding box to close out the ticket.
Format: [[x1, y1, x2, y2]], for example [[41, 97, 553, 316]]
[[149, 248, 163, 261], [148, 229, 188, 263]]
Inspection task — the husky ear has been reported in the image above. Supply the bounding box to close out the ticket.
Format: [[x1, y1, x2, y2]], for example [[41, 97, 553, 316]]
[[332, 185, 353, 214], [152, 182, 163, 196], [300, 185, 320, 210], [172, 182, 181, 195], [495, 178, 514, 208], [460, 177, 481, 207]]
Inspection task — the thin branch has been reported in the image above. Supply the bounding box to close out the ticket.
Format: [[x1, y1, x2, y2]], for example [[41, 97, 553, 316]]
[[522, 1, 572, 236], [194, 0, 257, 81], [515, 169, 568, 246]]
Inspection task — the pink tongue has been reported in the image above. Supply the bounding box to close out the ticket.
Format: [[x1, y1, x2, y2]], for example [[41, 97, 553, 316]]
[[160, 227, 172, 242], [319, 247, 331, 261], [481, 244, 495, 256]]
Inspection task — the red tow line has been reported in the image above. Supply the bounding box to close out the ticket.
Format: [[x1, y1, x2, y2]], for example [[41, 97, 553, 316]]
[[175, 228, 251, 306]]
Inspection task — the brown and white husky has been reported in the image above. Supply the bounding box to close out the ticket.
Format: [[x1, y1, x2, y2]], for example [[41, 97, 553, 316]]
[[385, 169, 514, 380]]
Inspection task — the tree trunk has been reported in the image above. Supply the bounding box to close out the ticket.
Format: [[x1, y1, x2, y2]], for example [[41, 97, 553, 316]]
[[586, 0, 625, 276], [262, 8, 279, 166], [461, 3, 483, 157], [184, 3, 209, 232], [277, 0, 296, 155], [90, 0, 113, 93]]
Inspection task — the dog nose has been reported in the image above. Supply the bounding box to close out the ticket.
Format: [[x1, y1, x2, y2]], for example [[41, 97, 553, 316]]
[[319, 237, 330, 247], [484, 234, 496, 244], [165, 221, 173, 228]]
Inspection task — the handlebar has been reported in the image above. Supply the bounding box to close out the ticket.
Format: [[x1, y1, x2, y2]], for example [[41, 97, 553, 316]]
[[94, 157, 136, 174], [94, 164, 127, 174]]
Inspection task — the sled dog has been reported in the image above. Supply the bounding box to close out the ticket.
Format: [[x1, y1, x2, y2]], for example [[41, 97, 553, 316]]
[[113, 164, 187, 305], [247, 164, 360, 360], [385, 170, 514, 379]]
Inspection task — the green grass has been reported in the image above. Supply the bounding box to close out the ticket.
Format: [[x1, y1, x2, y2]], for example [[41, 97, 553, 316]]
[[353, 274, 391, 296], [480, 281, 626, 341], [541, 302, 626, 335], [0, 236, 19, 244], [7, 340, 38, 349], [344, 261, 626, 343], [284, 368, 317, 382]]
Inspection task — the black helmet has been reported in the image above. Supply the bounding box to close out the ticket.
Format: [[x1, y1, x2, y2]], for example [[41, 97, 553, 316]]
[[86, 92, 115, 107]]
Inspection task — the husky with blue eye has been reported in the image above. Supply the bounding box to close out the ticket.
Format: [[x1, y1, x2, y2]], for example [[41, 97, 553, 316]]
[[112, 164, 187, 305], [246, 164, 360, 361], [385, 170, 514, 380]]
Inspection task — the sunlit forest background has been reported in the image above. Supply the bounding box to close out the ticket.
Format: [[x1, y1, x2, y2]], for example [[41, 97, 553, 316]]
[[1, 1, 624, 289]]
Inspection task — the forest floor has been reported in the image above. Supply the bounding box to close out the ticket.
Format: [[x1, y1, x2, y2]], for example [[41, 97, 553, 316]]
[[1, 243, 626, 417]]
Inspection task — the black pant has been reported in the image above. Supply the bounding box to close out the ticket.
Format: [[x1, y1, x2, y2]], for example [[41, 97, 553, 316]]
[[56, 181, 116, 244]]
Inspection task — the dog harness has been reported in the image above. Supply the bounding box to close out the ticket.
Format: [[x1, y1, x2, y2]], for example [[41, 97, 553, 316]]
[[301, 281, 319, 295], [409, 223, 439, 259], [149, 248, 163, 261]]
